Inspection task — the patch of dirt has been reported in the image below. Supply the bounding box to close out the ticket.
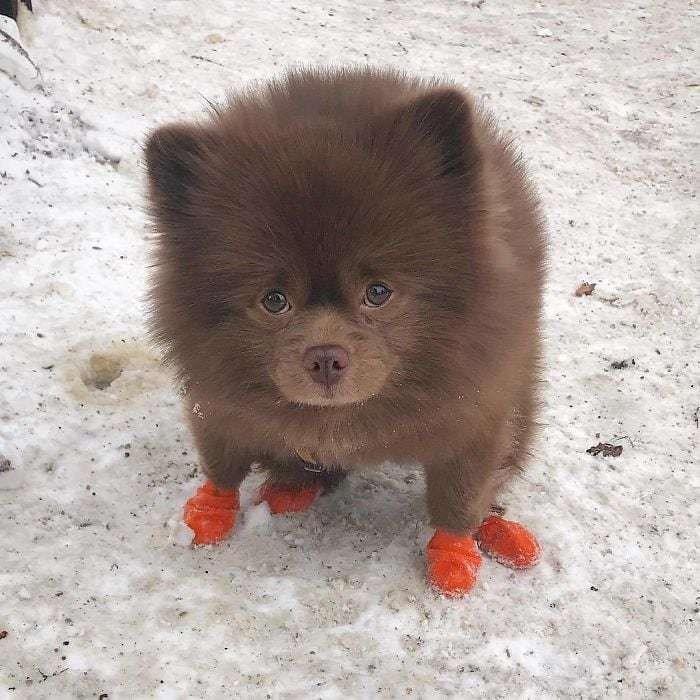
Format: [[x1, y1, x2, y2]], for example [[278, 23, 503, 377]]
[[62, 338, 170, 402], [610, 359, 635, 370], [82, 353, 123, 389]]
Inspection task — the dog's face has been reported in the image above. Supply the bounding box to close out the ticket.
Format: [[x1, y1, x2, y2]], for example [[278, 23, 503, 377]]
[[262, 282, 400, 408], [146, 88, 481, 411]]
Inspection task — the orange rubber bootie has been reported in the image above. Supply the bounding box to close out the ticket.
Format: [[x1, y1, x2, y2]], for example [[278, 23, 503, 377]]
[[257, 482, 321, 514], [183, 480, 240, 545], [476, 516, 540, 569], [427, 529, 482, 597]]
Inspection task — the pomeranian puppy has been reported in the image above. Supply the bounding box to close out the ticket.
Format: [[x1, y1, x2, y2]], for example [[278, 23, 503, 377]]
[[145, 67, 546, 596]]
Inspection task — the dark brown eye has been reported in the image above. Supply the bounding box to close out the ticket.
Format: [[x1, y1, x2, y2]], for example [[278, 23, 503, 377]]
[[364, 282, 392, 307], [262, 290, 290, 314]]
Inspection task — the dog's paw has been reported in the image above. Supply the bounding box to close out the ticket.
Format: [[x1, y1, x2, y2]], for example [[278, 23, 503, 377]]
[[183, 480, 239, 545], [427, 529, 482, 597], [256, 482, 321, 514], [476, 516, 540, 569]]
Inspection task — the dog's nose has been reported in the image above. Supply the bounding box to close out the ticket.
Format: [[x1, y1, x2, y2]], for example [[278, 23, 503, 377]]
[[302, 345, 349, 386]]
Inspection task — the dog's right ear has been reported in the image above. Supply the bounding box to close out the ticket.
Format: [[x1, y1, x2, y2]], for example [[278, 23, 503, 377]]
[[145, 124, 205, 208]]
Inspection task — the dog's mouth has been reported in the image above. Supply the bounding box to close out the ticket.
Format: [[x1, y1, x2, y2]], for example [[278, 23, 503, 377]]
[[287, 380, 370, 408], [272, 369, 384, 408]]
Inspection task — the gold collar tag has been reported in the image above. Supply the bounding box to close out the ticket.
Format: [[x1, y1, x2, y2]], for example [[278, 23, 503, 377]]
[[295, 448, 323, 471]]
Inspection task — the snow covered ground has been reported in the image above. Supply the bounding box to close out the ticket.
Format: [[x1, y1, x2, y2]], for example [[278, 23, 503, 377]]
[[1, 1, 698, 697]]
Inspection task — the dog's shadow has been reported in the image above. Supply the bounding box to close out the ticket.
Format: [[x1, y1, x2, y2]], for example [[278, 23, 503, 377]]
[[228, 462, 428, 580]]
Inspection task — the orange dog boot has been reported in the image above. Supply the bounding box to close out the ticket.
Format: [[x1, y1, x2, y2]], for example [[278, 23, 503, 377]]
[[426, 529, 482, 597], [476, 516, 540, 569], [256, 482, 321, 514], [183, 480, 240, 545]]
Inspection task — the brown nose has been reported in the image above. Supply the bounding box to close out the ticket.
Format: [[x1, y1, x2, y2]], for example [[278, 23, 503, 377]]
[[302, 345, 349, 386]]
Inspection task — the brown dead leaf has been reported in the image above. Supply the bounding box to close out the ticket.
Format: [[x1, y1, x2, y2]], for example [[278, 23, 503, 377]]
[[586, 442, 623, 457], [575, 281, 596, 297]]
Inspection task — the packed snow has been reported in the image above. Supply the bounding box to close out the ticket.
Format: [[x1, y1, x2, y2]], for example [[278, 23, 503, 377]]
[[1, 1, 697, 697]]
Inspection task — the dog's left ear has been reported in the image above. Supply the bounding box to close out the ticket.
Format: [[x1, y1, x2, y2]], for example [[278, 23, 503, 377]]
[[390, 88, 481, 179]]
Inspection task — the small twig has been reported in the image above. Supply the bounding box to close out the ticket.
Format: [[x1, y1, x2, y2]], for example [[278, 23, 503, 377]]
[[191, 54, 225, 67], [36, 667, 68, 683], [647, 292, 674, 310], [613, 434, 635, 448], [596, 295, 636, 308], [0, 27, 39, 73]]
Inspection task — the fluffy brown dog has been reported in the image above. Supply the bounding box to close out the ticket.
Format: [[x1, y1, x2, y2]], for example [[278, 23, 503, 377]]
[[145, 67, 546, 596]]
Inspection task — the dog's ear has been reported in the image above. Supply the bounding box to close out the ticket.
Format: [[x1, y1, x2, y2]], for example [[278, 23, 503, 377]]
[[145, 124, 206, 209], [391, 88, 480, 179]]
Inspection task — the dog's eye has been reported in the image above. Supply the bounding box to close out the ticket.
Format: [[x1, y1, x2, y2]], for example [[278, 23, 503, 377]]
[[364, 282, 392, 307], [261, 290, 290, 314]]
